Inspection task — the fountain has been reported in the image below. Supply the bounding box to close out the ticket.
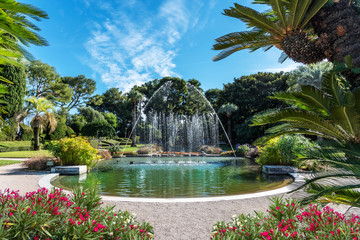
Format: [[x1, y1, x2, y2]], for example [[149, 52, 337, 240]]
[[51, 80, 293, 198], [124, 80, 234, 155]]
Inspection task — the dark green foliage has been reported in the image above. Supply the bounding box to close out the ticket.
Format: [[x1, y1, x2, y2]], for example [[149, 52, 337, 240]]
[[48, 119, 74, 140], [78, 106, 105, 123], [256, 134, 319, 167], [0, 64, 26, 119], [26, 60, 72, 104], [81, 121, 116, 138], [18, 123, 33, 141], [218, 72, 289, 143], [67, 115, 86, 135], [60, 75, 96, 110]]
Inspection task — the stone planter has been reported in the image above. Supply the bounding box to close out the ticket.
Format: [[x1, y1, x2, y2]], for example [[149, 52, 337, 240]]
[[262, 165, 299, 175], [51, 165, 87, 175]]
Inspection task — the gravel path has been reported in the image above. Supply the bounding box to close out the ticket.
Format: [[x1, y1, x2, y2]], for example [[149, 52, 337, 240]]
[[0, 163, 300, 240]]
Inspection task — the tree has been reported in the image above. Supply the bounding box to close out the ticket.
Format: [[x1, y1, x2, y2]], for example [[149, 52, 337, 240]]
[[218, 103, 238, 143], [81, 121, 116, 138], [220, 72, 289, 143], [27, 60, 72, 104], [0, 64, 26, 118], [128, 90, 144, 147], [23, 97, 57, 150], [78, 106, 106, 123], [60, 75, 96, 111], [205, 88, 222, 110], [0, 0, 48, 66]]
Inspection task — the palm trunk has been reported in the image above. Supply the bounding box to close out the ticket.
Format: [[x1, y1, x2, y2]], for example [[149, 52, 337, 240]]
[[33, 117, 40, 151], [131, 101, 137, 147], [227, 115, 232, 144], [312, 0, 360, 73]]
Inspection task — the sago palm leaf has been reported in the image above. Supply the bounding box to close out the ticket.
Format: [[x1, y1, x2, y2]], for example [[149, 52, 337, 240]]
[[252, 108, 345, 140], [269, 0, 287, 30], [321, 71, 349, 106], [224, 4, 283, 36], [330, 106, 360, 139]]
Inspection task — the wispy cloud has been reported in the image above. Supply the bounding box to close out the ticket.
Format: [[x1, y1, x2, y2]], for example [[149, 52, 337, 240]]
[[84, 0, 214, 92]]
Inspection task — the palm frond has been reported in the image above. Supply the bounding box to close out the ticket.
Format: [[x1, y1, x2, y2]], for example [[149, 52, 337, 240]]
[[224, 4, 283, 36]]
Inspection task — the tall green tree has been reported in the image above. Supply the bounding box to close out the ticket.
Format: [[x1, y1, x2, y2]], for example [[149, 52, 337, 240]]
[[128, 89, 144, 147], [0, 64, 26, 118], [26, 60, 72, 105], [60, 75, 96, 111], [220, 72, 289, 143], [218, 103, 238, 143], [22, 97, 57, 150]]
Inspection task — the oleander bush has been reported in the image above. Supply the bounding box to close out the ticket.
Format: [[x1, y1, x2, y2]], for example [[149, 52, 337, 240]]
[[0, 187, 153, 239], [256, 134, 319, 167], [211, 196, 360, 239], [49, 137, 100, 167]]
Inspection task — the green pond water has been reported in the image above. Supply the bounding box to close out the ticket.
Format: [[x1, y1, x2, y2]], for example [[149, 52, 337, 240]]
[[51, 157, 293, 198]]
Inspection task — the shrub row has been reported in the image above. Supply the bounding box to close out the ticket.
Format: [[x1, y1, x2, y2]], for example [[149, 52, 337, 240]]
[[211, 196, 360, 239], [0, 187, 153, 239]]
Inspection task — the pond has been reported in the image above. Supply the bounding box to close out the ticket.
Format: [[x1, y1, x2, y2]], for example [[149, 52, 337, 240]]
[[51, 157, 293, 198]]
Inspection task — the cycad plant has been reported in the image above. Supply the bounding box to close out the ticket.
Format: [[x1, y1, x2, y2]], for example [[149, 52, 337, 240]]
[[213, 0, 360, 70], [213, 0, 328, 63], [294, 142, 360, 207], [252, 70, 360, 145]]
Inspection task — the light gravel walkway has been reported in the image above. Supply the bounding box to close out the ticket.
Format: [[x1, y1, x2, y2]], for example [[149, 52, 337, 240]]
[[0, 164, 306, 239]]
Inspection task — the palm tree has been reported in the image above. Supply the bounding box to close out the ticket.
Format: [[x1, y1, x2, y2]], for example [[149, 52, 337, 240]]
[[213, 0, 328, 64], [218, 103, 238, 143], [21, 97, 57, 150], [128, 90, 144, 147], [288, 61, 333, 91], [252, 70, 360, 145], [0, 0, 48, 65], [213, 0, 360, 72]]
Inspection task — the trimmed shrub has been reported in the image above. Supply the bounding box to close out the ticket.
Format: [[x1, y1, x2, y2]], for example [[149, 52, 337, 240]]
[[49, 137, 100, 167], [97, 149, 112, 160], [0, 187, 153, 239], [211, 196, 360, 239], [81, 121, 116, 138], [235, 144, 251, 157], [23, 155, 59, 170], [137, 146, 153, 154], [200, 145, 222, 154], [256, 134, 319, 167]]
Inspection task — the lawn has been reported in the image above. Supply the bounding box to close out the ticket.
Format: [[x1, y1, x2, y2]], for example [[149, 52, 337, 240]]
[[0, 150, 53, 158], [121, 144, 144, 152], [0, 160, 23, 166]]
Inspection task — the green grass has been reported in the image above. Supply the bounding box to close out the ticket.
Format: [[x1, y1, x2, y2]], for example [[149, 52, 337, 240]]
[[0, 141, 32, 148], [121, 144, 144, 152], [0, 160, 23, 166], [0, 150, 53, 158]]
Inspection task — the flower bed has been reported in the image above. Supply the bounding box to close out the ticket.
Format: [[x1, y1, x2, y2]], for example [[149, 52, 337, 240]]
[[211, 196, 360, 239], [0, 187, 153, 239]]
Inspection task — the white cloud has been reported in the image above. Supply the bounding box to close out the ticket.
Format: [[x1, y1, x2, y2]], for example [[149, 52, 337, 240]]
[[83, 0, 213, 92], [264, 63, 303, 73]]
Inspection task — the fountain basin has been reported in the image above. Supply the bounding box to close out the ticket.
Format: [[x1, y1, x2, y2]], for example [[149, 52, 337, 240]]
[[51, 157, 293, 198]]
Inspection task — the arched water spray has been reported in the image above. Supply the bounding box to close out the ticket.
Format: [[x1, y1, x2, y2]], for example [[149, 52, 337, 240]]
[[123, 81, 236, 156], [186, 83, 237, 157], [121, 81, 173, 155]]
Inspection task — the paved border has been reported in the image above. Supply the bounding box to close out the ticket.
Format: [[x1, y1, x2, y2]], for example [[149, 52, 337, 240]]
[[39, 172, 310, 203]]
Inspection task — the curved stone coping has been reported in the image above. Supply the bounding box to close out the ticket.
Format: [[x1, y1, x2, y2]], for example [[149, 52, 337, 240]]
[[39, 172, 310, 203]]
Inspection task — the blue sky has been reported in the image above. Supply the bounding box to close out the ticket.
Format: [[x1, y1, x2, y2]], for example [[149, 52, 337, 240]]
[[22, 0, 300, 94]]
